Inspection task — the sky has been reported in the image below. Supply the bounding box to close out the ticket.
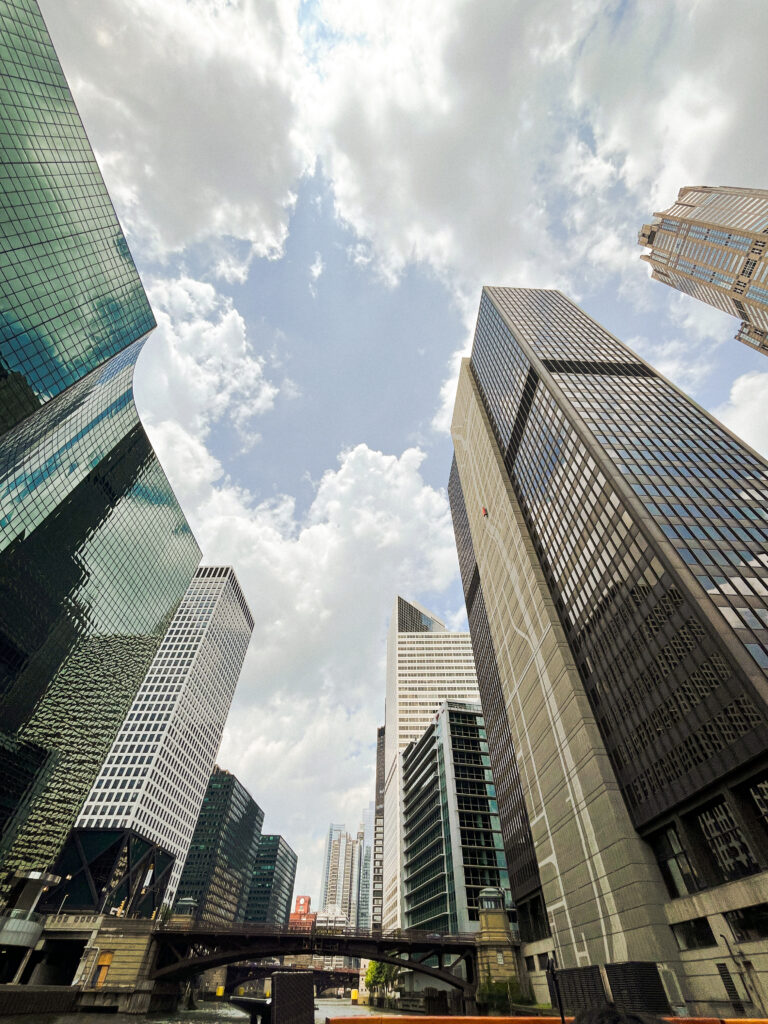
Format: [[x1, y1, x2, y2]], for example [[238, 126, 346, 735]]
[[39, 0, 768, 903]]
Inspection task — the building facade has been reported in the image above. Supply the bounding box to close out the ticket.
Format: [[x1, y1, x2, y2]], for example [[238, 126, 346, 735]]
[[39, 567, 254, 913], [401, 700, 512, 934], [371, 726, 385, 930], [175, 767, 264, 926], [319, 824, 344, 911], [318, 824, 366, 928], [245, 834, 298, 926], [359, 801, 374, 930], [449, 286, 768, 1015], [0, 0, 201, 894], [382, 597, 479, 930], [639, 185, 768, 354], [289, 894, 316, 928]]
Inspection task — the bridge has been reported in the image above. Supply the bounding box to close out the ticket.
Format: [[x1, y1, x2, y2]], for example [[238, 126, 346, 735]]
[[152, 922, 479, 996], [225, 961, 359, 994]]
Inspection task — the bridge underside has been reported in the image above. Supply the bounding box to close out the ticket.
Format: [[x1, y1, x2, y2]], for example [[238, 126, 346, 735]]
[[225, 964, 359, 994], [153, 930, 477, 992]]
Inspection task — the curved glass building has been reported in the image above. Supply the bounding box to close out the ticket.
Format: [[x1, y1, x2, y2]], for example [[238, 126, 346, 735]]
[[0, 0, 201, 891]]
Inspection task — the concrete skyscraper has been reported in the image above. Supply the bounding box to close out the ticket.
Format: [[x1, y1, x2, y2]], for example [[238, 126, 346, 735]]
[[382, 597, 478, 931], [40, 567, 255, 913], [639, 185, 768, 354], [0, 0, 200, 895], [449, 286, 768, 1015]]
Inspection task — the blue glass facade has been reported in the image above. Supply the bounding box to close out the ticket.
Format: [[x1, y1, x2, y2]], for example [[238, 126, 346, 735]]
[[0, 0, 154, 433], [0, 0, 200, 892]]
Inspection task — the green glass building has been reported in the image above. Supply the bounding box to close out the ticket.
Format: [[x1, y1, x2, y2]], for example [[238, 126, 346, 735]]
[[0, 0, 201, 893], [401, 700, 512, 933], [245, 834, 298, 926], [175, 767, 265, 926]]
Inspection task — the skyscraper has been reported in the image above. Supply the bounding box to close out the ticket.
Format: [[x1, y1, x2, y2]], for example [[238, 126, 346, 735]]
[[0, 0, 201, 893], [371, 726, 385, 930], [318, 824, 366, 927], [449, 286, 768, 1013], [319, 823, 345, 911], [401, 700, 512, 933], [174, 767, 264, 926], [245, 834, 298, 926], [638, 185, 768, 354], [40, 566, 254, 913], [358, 800, 374, 930], [382, 597, 478, 930]]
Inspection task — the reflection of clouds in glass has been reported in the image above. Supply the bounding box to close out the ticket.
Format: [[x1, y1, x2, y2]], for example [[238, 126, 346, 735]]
[[77, 440, 201, 636], [0, 341, 144, 550]]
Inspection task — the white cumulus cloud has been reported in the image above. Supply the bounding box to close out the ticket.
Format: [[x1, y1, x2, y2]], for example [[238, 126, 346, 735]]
[[141, 421, 460, 896], [134, 276, 278, 443], [39, 0, 313, 260]]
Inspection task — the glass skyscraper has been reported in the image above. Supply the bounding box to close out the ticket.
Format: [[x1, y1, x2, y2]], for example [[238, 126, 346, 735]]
[[245, 834, 298, 926], [401, 700, 512, 933], [0, 0, 200, 893], [175, 766, 265, 926], [450, 287, 768, 1014], [371, 725, 385, 929], [382, 597, 479, 930]]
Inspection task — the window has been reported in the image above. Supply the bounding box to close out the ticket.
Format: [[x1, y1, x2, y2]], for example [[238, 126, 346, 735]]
[[697, 801, 760, 882], [671, 917, 717, 951], [725, 903, 768, 943], [649, 826, 701, 897]]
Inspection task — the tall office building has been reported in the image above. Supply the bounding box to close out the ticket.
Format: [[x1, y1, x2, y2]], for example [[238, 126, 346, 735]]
[[401, 701, 512, 933], [319, 823, 366, 928], [638, 185, 768, 354], [358, 801, 374, 930], [39, 567, 254, 913], [0, 0, 200, 893], [319, 824, 345, 910], [174, 767, 264, 926], [371, 726, 385, 929], [245, 834, 298, 926], [449, 286, 768, 1014], [382, 597, 478, 931]]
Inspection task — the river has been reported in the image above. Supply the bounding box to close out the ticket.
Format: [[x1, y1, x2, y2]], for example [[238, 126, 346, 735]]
[[0, 996, 401, 1024]]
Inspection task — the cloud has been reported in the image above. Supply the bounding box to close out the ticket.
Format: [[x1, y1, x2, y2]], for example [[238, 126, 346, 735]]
[[309, 253, 324, 281], [303, 0, 768, 427], [39, 0, 312, 259], [714, 372, 768, 458], [134, 276, 278, 443], [309, 251, 324, 296], [141, 421, 459, 895]]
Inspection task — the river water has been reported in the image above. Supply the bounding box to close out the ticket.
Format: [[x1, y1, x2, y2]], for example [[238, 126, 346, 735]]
[[0, 996, 399, 1024]]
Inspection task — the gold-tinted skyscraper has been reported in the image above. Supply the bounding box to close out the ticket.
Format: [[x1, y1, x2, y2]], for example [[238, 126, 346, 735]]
[[639, 185, 768, 354]]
